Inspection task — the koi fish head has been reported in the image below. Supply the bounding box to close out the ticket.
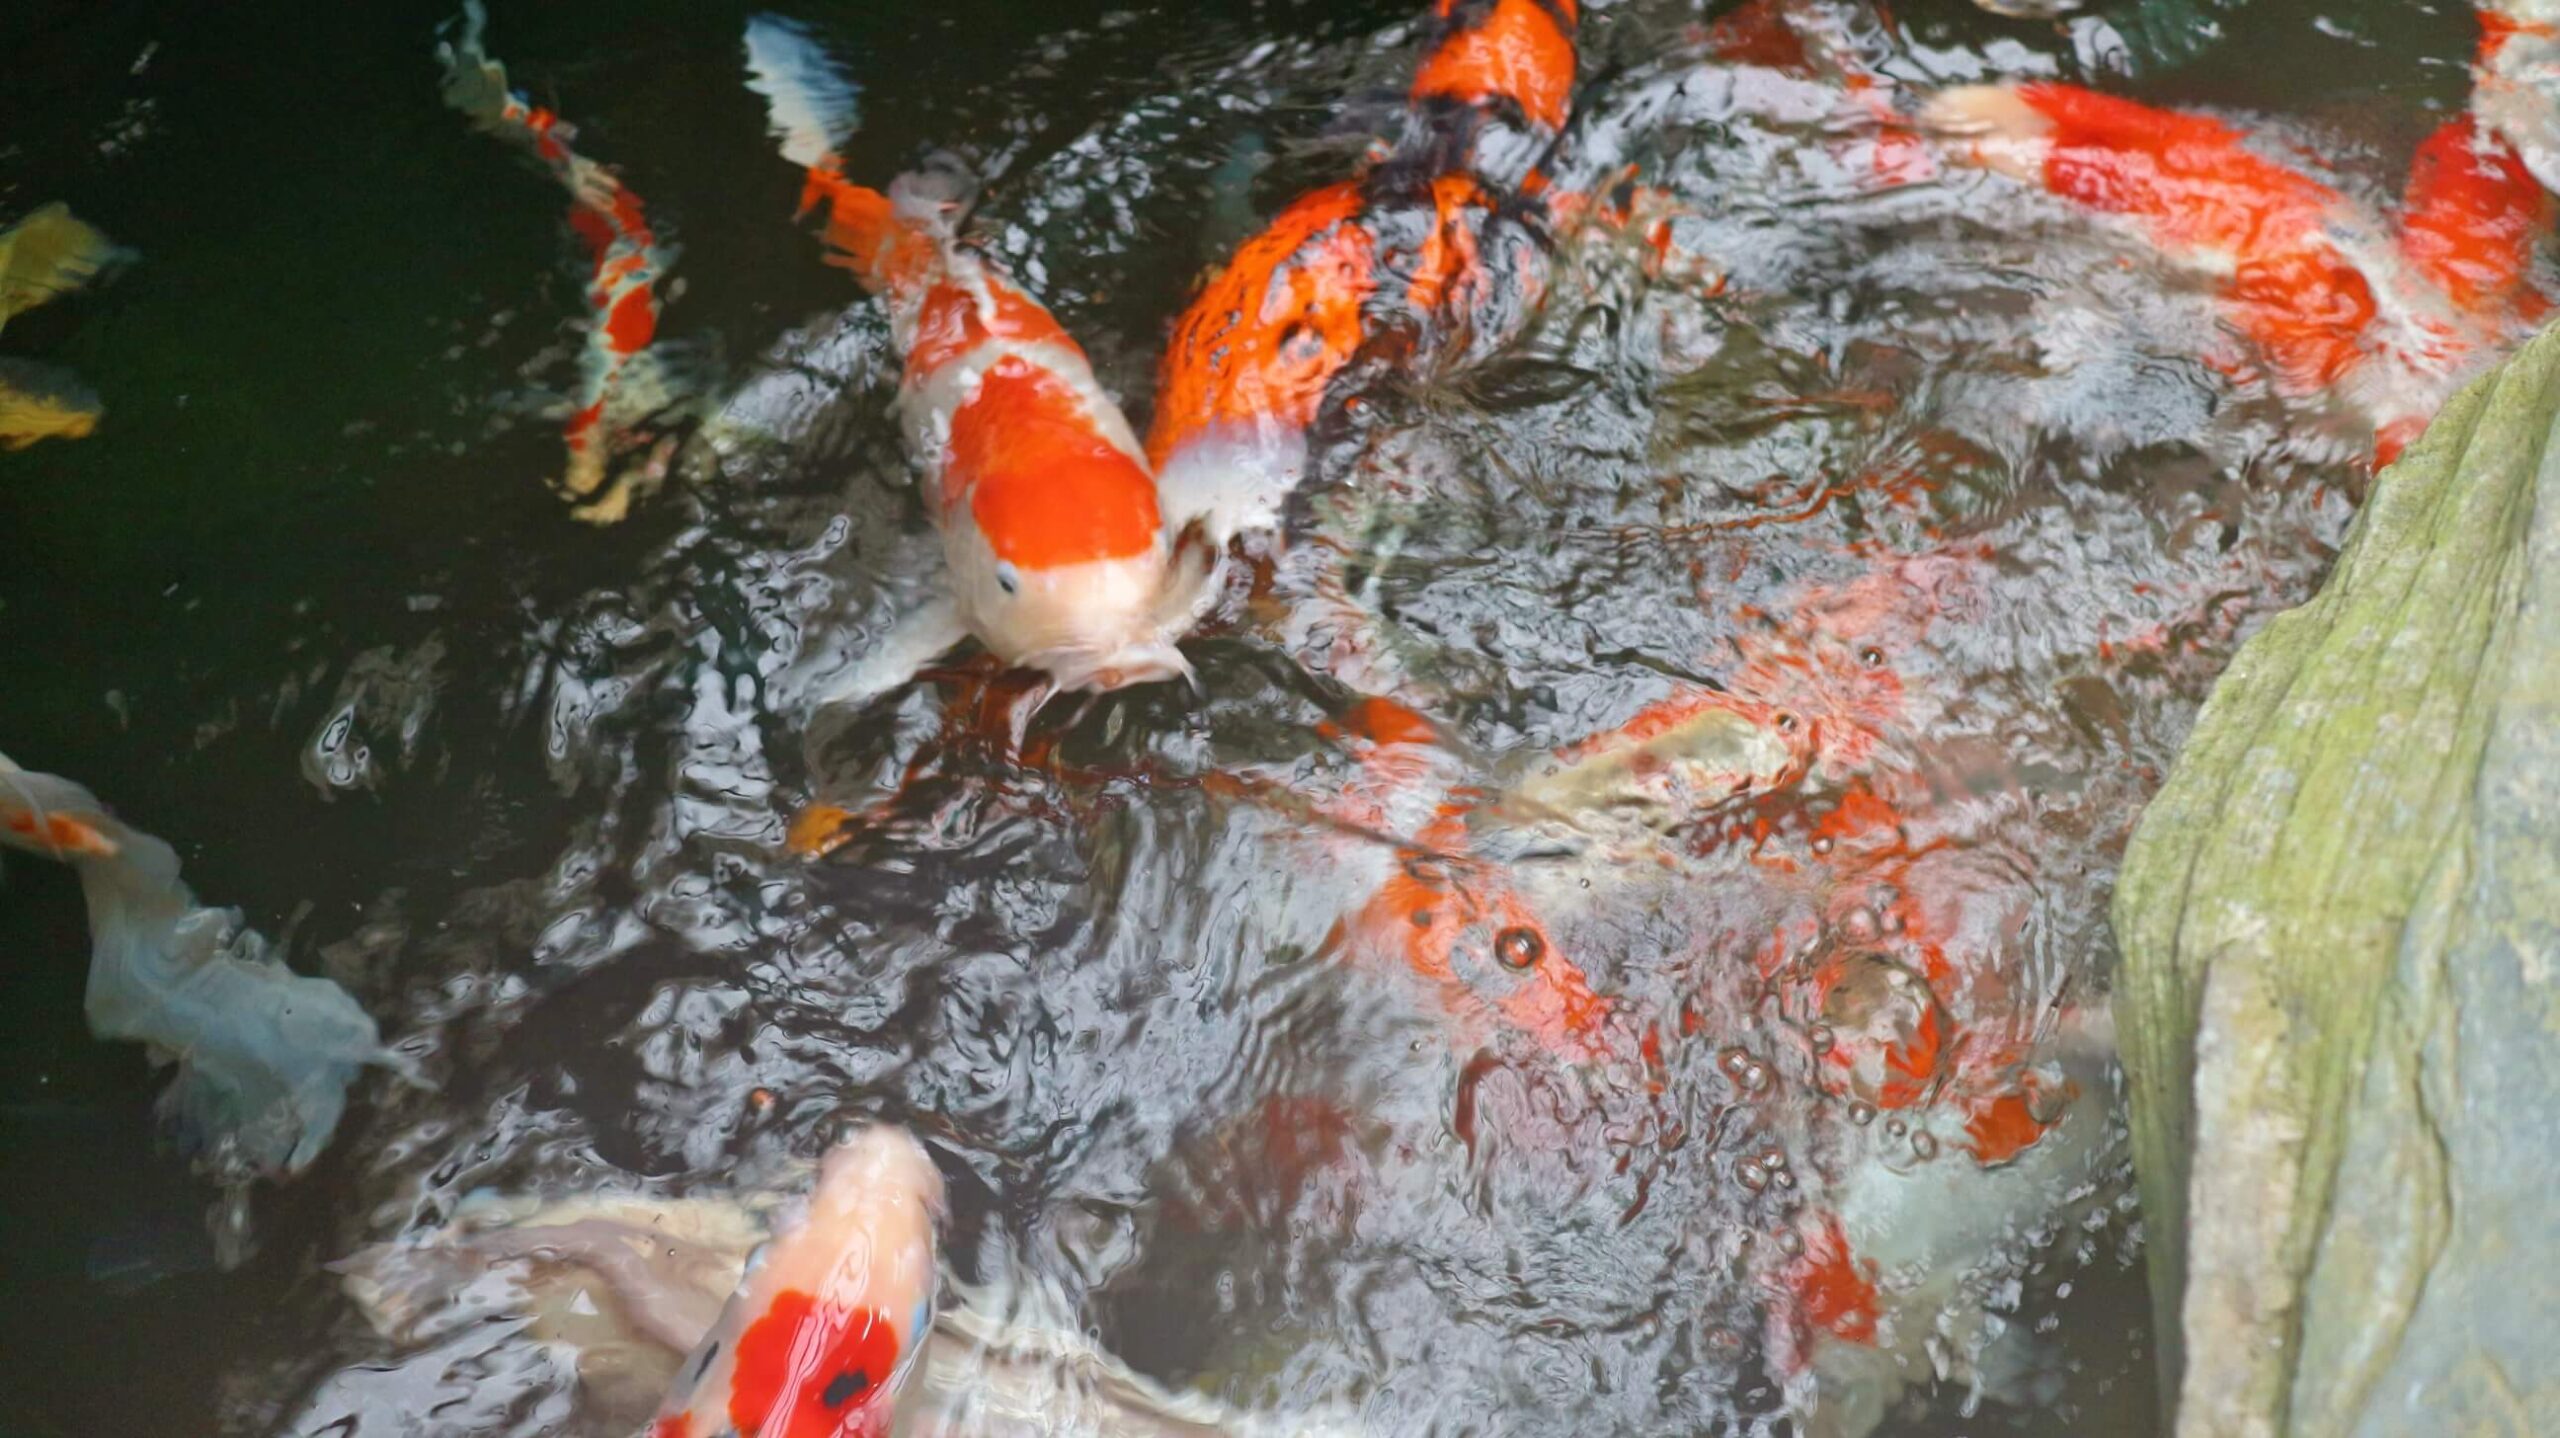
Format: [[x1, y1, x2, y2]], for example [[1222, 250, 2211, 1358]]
[[946, 530, 1198, 695], [935, 352, 1200, 695], [653, 1126, 943, 1438]]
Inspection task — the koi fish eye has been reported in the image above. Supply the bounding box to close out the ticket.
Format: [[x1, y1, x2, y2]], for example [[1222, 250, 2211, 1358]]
[[996, 563, 1020, 596], [1494, 925, 1544, 971]]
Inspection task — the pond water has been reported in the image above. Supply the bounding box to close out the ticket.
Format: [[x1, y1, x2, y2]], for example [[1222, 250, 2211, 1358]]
[[0, 0, 2507, 1433]]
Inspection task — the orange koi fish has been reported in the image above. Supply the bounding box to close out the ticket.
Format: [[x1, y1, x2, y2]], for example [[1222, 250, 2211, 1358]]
[[1149, 0, 1582, 547], [745, 16, 1197, 707], [0, 752, 410, 1176], [1925, 10, 2555, 465], [441, 1, 672, 523], [648, 1126, 942, 1438]]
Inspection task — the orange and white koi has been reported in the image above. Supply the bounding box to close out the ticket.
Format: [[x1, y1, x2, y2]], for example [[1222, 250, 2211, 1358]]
[[745, 16, 1196, 705], [440, 1, 672, 523], [0, 752, 410, 1176], [649, 1125, 942, 1438], [339, 1126, 1363, 1437], [1148, 0, 1583, 549], [1924, 5, 2556, 466]]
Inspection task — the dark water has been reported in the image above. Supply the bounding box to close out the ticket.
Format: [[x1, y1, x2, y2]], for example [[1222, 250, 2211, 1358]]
[[0, 0, 2499, 1433]]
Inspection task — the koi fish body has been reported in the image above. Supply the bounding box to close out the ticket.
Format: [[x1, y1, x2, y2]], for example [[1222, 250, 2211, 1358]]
[[1147, 0, 1582, 553], [440, 1, 674, 523], [0, 753, 409, 1176], [746, 17, 1195, 702], [1924, 22, 2556, 464], [337, 1129, 1363, 1438], [651, 1126, 943, 1438]]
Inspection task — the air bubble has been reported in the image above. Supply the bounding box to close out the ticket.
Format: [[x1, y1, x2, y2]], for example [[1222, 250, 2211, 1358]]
[[1838, 907, 1881, 944]]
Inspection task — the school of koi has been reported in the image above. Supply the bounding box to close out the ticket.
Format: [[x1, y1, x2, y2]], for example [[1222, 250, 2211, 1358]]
[[9, 0, 2560, 1433]]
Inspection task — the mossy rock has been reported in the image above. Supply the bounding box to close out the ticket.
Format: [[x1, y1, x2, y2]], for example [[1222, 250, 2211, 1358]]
[[2113, 323, 2560, 1435]]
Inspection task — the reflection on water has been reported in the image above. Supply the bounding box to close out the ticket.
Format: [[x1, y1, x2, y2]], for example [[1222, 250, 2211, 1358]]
[[0, 0, 2518, 1432]]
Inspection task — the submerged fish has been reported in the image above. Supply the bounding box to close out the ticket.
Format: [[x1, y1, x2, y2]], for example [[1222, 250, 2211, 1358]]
[[745, 15, 1199, 707], [1922, 0, 2557, 465], [339, 1125, 1358, 1438], [0, 753, 411, 1177], [0, 202, 119, 449], [440, 1, 676, 522]]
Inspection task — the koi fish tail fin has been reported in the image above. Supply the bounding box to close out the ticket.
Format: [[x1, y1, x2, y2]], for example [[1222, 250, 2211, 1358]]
[[0, 755, 416, 1179], [433, 0, 515, 135], [743, 12, 861, 171], [0, 202, 120, 333], [743, 14, 947, 293]]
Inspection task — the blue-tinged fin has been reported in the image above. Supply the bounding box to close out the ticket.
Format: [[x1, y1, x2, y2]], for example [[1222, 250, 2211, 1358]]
[[743, 14, 861, 169]]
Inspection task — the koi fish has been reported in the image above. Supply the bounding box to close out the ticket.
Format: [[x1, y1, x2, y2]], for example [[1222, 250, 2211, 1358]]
[[441, 1, 674, 523], [337, 1125, 1362, 1437], [0, 202, 118, 449], [744, 15, 1196, 705], [1923, 7, 2556, 465], [0, 752, 410, 1176], [651, 1125, 942, 1438], [1148, 0, 1583, 551]]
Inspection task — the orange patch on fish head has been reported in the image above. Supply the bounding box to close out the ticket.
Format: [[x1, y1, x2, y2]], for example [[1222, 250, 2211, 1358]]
[[906, 278, 1079, 380], [944, 357, 1162, 571], [726, 1289, 902, 1438]]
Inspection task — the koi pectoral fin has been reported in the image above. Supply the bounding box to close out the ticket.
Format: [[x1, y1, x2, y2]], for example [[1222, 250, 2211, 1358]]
[[803, 596, 970, 715]]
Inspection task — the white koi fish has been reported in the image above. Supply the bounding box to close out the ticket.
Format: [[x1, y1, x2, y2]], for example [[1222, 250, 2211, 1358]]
[[0, 752, 410, 1176]]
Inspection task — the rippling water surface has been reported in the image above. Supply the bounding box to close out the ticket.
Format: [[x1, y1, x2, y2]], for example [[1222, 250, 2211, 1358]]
[[0, 0, 2498, 1433]]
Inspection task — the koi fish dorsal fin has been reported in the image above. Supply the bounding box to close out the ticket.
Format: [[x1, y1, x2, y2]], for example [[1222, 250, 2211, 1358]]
[[744, 13, 862, 171]]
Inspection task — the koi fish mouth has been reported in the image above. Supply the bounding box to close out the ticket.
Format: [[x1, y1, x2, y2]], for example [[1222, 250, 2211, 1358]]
[[1032, 636, 1197, 696]]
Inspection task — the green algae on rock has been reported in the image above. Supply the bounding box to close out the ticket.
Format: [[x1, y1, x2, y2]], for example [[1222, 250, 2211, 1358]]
[[2112, 322, 2560, 1436]]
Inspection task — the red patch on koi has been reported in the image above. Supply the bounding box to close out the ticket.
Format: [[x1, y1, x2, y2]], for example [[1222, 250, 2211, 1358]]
[[1784, 1215, 1881, 1345], [604, 285, 659, 355], [944, 357, 1162, 568], [1413, 0, 1580, 131], [5, 810, 118, 857], [727, 1289, 901, 1438], [1962, 1083, 2068, 1165], [2398, 115, 2550, 317], [2012, 83, 2380, 391]]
